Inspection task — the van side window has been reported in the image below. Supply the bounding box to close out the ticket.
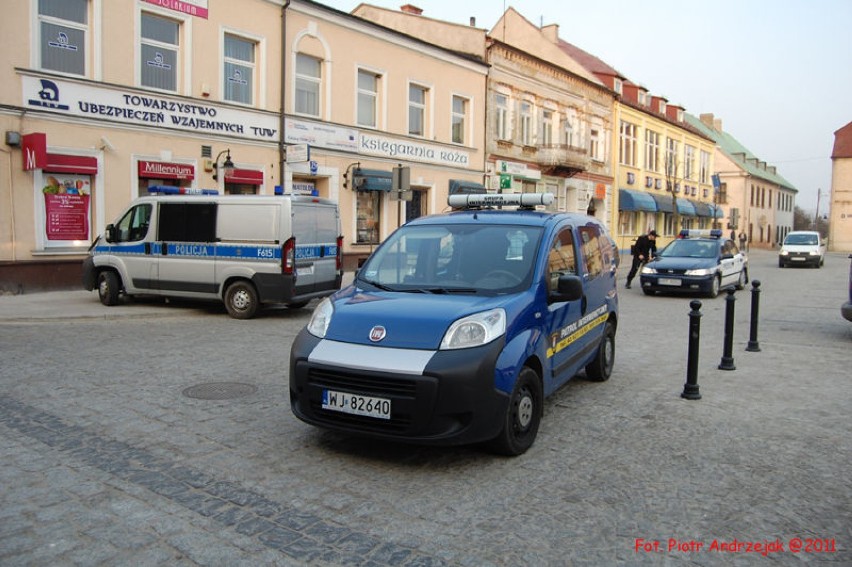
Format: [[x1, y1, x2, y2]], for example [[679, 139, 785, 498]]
[[578, 225, 604, 279], [547, 228, 576, 291], [114, 204, 152, 243], [158, 203, 217, 242]]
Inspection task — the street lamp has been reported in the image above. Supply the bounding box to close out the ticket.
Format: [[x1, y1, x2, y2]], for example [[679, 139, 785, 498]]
[[212, 149, 235, 181]]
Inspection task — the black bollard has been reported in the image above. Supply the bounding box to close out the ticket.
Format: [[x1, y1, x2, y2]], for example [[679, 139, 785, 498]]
[[746, 279, 761, 352], [718, 288, 737, 370], [681, 299, 702, 400]]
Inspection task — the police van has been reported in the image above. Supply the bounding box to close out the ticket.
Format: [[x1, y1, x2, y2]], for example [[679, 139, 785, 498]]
[[83, 187, 342, 319], [289, 193, 619, 455]]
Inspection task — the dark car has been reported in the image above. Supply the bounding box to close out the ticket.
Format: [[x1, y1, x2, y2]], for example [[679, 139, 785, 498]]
[[843, 254, 852, 322], [639, 229, 748, 298]]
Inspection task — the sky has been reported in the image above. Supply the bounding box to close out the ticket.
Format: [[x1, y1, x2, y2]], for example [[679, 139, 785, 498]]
[[322, 0, 852, 214]]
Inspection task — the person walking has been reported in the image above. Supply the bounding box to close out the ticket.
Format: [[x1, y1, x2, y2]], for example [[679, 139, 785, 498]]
[[738, 231, 747, 251], [625, 230, 657, 289]]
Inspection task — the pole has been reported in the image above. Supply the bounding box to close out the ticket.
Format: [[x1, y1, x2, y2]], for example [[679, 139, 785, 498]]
[[746, 280, 761, 352], [681, 300, 702, 400], [719, 289, 736, 370]]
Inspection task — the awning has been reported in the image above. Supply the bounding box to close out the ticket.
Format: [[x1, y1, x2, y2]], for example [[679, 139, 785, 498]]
[[677, 198, 697, 217], [651, 193, 673, 213], [353, 168, 392, 192], [225, 168, 263, 185], [45, 154, 98, 175], [618, 189, 657, 212], [691, 200, 724, 218], [449, 179, 487, 195]]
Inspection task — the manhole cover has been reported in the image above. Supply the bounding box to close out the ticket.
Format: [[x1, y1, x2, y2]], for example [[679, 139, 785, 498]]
[[182, 382, 257, 400]]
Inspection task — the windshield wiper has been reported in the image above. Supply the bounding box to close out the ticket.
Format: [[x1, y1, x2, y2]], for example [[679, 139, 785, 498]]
[[358, 277, 396, 292], [419, 287, 478, 294]]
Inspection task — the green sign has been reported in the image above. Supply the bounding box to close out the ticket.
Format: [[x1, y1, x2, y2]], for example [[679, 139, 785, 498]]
[[500, 174, 512, 189]]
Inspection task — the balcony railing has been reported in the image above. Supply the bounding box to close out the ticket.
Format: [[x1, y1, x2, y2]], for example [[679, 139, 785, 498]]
[[538, 144, 590, 174]]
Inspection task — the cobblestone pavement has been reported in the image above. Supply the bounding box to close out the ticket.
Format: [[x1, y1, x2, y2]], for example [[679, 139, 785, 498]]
[[0, 249, 850, 566]]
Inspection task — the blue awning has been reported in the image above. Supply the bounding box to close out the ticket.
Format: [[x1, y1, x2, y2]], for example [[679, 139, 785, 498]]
[[618, 189, 657, 212], [677, 198, 697, 217], [353, 168, 392, 192], [651, 193, 673, 213], [449, 179, 487, 195], [691, 200, 723, 218]]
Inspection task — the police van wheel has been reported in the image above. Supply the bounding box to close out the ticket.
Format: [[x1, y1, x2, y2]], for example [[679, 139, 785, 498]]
[[97, 271, 121, 306], [585, 321, 615, 382], [488, 366, 542, 456], [225, 281, 259, 319]]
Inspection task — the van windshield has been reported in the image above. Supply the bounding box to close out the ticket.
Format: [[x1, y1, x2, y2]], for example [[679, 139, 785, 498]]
[[785, 234, 819, 245], [358, 224, 543, 295]]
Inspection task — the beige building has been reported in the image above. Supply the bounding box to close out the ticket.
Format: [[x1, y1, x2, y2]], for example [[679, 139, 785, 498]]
[[0, 0, 487, 292], [829, 121, 852, 252], [687, 114, 797, 249]]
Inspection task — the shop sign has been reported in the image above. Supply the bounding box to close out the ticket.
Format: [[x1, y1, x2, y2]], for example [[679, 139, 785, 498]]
[[22, 75, 278, 142], [497, 160, 541, 180], [143, 0, 208, 18], [360, 133, 470, 168], [285, 119, 358, 151], [138, 160, 194, 180], [22, 133, 47, 171], [44, 192, 90, 241]]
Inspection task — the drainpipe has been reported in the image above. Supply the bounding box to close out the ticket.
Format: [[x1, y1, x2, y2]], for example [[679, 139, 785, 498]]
[[279, 0, 291, 191]]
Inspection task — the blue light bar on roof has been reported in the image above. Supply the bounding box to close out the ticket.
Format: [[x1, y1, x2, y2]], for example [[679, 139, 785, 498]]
[[148, 185, 219, 195]]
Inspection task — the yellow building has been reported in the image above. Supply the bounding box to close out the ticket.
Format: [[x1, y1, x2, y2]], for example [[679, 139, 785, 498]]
[[0, 0, 487, 291], [829, 121, 852, 252]]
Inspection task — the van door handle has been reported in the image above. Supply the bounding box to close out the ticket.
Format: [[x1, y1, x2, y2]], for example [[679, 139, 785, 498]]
[[161, 242, 168, 256], [144, 242, 151, 255]]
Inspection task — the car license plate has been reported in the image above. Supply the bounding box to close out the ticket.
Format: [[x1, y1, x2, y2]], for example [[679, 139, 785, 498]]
[[297, 265, 315, 276], [659, 278, 681, 286], [791, 257, 805, 262], [322, 389, 391, 420]]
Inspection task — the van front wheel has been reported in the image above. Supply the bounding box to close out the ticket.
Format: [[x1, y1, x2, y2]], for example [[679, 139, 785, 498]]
[[225, 281, 259, 319], [97, 271, 120, 306]]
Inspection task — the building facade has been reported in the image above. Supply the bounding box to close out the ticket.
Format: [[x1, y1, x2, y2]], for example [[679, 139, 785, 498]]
[[829, 121, 852, 252], [687, 114, 797, 249], [0, 0, 488, 292]]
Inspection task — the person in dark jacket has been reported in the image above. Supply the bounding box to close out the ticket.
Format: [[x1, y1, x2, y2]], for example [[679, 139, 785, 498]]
[[625, 230, 657, 289]]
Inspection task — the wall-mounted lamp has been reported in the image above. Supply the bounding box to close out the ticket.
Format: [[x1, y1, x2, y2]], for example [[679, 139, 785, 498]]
[[212, 149, 235, 181], [343, 161, 361, 189], [5, 131, 21, 147], [99, 135, 116, 152]]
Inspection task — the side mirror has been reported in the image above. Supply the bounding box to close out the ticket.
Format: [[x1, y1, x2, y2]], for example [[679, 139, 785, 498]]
[[104, 224, 116, 243], [550, 274, 584, 303]]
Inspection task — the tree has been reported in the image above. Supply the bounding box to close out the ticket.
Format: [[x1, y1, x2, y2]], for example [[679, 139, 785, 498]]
[[664, 148, 681, 233]]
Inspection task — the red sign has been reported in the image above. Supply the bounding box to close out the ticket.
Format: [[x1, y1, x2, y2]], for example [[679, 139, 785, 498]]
[[22, 133, 47, 171], [138, 160, 195, 180], [225, 169, 263, 185], [44, 193, 90, 241], [595, 183, 607, 200], [142, 0, 208, 19]]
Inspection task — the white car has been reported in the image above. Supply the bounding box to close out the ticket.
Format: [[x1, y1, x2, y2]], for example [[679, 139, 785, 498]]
[[778, 231, 826, 268]]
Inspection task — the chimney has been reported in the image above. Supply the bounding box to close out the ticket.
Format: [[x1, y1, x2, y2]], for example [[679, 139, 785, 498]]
[[714, 118, 722, 131], [400, 4, 422, 15], [470, 17, 476, 27], [699, 113, 715, 128], [768, 166, 777, 175], [541, 23, 559, 43]]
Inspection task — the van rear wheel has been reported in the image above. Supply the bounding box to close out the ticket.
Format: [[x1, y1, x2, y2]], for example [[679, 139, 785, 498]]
[[225, 281, 259, 319], [97, 271, 121, 306]]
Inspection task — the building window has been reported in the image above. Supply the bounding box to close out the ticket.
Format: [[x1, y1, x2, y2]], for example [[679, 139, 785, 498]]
[[540, 110, 553, 146], [520, 102, 533, 146], [589, 128, 602, 161], [684, 145, 696, 180], [494, 93, 509, 140], [619, 121, 638, 167], [645, 129, 660, 172], [638, 91, 646, 106], [295, 53, 321, 117], [357, 69, 379, 127], [451, 95, 468, 144], [356, 191, 380, 244], [140, 12, 179, 92], [613, 78, 623, 95], [562, 114, 575, 147], [38, 0, 88, 76], [408, 84, 428, 137], [224, 34, 256, 105], [699, 150, 710, 184], [665, 138, 679, 177]]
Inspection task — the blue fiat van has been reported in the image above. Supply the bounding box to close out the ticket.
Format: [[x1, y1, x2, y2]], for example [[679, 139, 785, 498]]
[[289, 193, 618, 455]]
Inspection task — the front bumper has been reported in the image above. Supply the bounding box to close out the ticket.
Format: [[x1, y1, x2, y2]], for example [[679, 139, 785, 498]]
[[779, 254, 820, 267], [640, 273, 715, 294], [289, 330, 508, 446]]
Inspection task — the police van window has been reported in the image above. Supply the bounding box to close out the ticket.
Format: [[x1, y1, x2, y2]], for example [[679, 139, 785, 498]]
[[114, 204, 152, 243], [548, 228, 576, 291], [158, 203, 217, 242], [578, 225, 604, 278]]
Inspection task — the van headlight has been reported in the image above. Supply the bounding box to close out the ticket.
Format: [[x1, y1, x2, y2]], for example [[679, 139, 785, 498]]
[[440, 308, 506, 350], [307, 297, 333, 338], [809, 250, 820, 256], [779, 250, 789, 256]]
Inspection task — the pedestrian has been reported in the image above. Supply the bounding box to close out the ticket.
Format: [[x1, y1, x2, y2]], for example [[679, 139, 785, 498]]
[[625, 230, 657, 289], [738, 231, 747, 251], [730, 229, 736, 241]]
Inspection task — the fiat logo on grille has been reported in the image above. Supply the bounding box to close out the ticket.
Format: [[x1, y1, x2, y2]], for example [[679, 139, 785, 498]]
[[369, 325, 387, 342]]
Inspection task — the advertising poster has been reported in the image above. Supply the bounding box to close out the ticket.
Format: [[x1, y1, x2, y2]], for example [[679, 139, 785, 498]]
[[42, 175, 91, 241]]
